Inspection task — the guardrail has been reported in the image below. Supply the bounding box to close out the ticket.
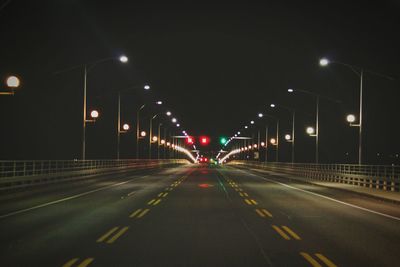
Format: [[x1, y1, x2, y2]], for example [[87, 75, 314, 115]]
[[0, 159, 190, 190], [229, 161, 400, 192]]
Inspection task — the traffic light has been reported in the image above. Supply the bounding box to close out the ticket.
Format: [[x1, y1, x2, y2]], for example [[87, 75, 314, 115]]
[[185, 136, 194, 145], [219, 137, 227, 145], [199, 136, 210, 146]]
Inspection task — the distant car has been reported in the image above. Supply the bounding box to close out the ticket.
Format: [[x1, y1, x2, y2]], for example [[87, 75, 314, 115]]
[[198, 157, 208, 164]]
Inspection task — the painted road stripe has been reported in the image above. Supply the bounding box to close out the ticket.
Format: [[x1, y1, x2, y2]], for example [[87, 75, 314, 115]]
[[255, 209, 266, 218], [137, 209, 150, 218], [300, 252, 322, 267], [153, 199, 162, 205], [147, 199, 156, 205], [261, 209, 273, 218], [77, 258, 95, 267], [129, 209, 142, 218], [251, 199, 258, 205], [244, 192, 249, 197], [315, 254, 337, 267], [247, 171, 400, 222], [107, 226, 129, 244], [282, 226, 301, 240], [62, 258, 79, 267], [239, 193, 244, 197], [162, 192, 168, 197], [244, 199, 253, 205], [97, 227, 119, 243], [272, 225, 291, 240], [158, 193, 163, 197], [0, 175, 151, 219]]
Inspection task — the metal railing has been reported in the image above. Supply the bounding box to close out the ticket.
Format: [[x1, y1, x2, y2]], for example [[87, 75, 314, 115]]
[[229, 161, 400, 192], [0, 159, 188, 179]]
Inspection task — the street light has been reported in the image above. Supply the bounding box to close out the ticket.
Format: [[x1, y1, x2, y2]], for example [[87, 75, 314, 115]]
[[122, 124, 130, 131], [318, 57, 394, 164], [285, 134, 292, 141], [306, 127, 316, 135], [140, 131, 147, 137], [346, 114, 356, 123], [172, 118, 177, 123], [271, 103, 295, 163], [90, 110, 99, 119], [117, 84, 149, 159], [166, 111, 172, 116], [1, 75, 21, 96], [82, 55, 128, 160], [270, 138, 277, 145]]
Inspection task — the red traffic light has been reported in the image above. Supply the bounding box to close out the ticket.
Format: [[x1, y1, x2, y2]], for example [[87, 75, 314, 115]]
[[199, 136, 210, 145], [185, 136, 194, 145]]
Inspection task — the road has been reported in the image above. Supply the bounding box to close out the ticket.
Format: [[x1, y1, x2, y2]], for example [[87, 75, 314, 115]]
[[0, 164, 400, 266]]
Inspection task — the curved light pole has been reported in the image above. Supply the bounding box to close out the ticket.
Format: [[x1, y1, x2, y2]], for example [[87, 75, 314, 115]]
[[82, 55, 128, 160], [258, 112, 280, 162], [270, 104, 295, 163], [117, 84, 150, 159], [319, 57, 394, 165]]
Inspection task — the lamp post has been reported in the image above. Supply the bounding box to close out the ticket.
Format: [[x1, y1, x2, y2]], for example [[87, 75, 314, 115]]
[[117, 84, 150, 160], [319, 57, 394, 164], [270, 104, 295, 163], [258, 112, 280, 162], [149, 114, 158, 159], [82, 55, 128, 160]]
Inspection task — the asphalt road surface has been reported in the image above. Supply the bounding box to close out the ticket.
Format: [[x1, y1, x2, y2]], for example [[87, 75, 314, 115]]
[[1, 164, 400, 266]]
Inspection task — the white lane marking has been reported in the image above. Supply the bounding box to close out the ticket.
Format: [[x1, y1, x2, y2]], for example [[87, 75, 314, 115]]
[[233, 168, 400, 222], [0, 175, 150, 219]]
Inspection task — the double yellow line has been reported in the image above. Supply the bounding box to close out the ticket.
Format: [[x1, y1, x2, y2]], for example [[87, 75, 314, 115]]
[[130, 208, 150, 219], [62, 258, 94, 267], [300, 252, 337, 267], [97, 226, 129, 244], [272, 225, 301, 241]]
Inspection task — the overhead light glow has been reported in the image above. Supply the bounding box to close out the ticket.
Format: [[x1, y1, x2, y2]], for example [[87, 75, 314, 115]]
[[119, 55, 128, 63], [319, 58, 330, 66], [6, 76, 20, 88]]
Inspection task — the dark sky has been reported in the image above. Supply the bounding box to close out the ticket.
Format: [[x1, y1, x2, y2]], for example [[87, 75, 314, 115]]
[[1, 1, 399, 164]]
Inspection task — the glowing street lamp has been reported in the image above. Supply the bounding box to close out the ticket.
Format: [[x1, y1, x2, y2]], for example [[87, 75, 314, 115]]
[[166, 111, 172, 116], [172, 118, 177, 123], [161, 139, 166, 145], [346, 114, 356, 123], [119, 55, 129, 63], [306, 127, 316, 135], [122, 123, 130, 131], [140, 131, 147, 137], [319, 58, 329, 66], [285, 134, 292, 141], [152, 136, 158, 142], [258, 113, 263, 118], [1, 75, 21, 96], [90, 110, 99, 119], [144, 84, 150, 90], [270, 138, 277, 145]]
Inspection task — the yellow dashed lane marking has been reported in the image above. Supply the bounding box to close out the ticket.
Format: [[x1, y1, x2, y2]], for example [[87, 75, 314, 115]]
[[62, 258, 79, 267], [250, 199, 258, 205], [162, 192, 168, 197], [244, 199, 253, 205], [282, 226, 301, 240], [129, 209, 142, 218], [107, 226, 129, 244], [261, 209, 273, 218], [244, 193, 249, 197], [147, 199, 156, 205], [239, 193, 244, 197], [315, 254, 337, 267], [78, 258, 94, 267], [255, 209, 266, 218], [97, 227, 119, 243], [137, 209, 150, 218], [300, 252, 322, 267], [272, 225, 291, 240], [153, 199, 162, 206], [158, 193, 163, 197]]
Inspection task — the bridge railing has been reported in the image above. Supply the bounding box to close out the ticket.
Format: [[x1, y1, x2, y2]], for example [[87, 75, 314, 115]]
[[0, 159, 190, 190], [229, 161, 400, 192], [0, 159, 189, 178]]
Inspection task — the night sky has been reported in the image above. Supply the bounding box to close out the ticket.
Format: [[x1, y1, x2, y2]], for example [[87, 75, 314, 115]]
[[1, 1, 399, 164]]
